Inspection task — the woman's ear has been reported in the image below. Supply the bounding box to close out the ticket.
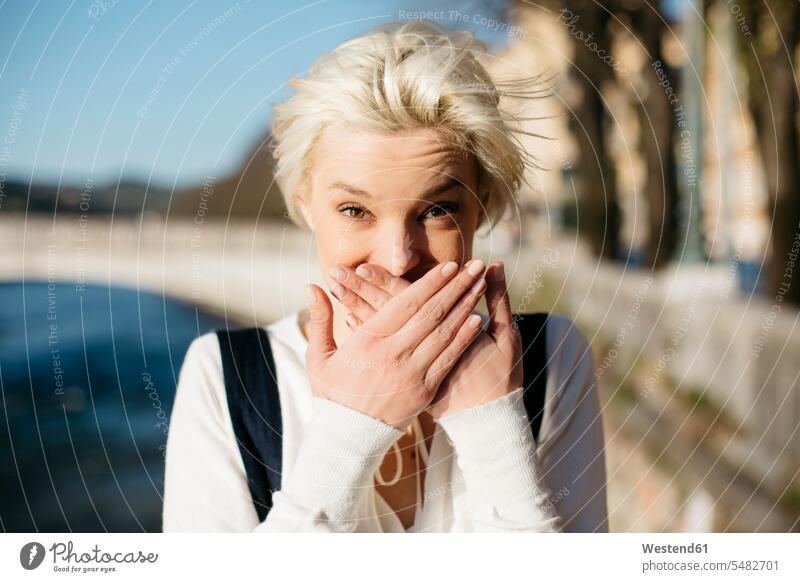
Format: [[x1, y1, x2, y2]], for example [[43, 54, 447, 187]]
[[294, 194, 315, 231]]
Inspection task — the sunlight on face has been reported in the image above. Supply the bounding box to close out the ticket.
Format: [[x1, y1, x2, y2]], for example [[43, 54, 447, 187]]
[[296, 125, 483, 290]]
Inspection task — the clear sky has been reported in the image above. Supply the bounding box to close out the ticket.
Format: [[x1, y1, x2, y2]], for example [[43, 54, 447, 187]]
[[0, 0, 516, 189]]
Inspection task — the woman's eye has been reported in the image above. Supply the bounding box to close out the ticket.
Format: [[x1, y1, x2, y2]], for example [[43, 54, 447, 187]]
[[423, 202, 459, 220], [337, 202, 459, 221], [338, 205, 369, 219]]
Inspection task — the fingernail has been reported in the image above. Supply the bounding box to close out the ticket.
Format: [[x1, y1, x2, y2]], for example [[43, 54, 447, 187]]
[[471, 277, 486, 295], [355, 265, 372, 279], [329, 266, 347, 281], [493, 262, 505, 281], [306, 285, 317, 304], [331, 281, 345, 297], [467, 259, 484, 276], [467, 314, 482, 328], [441, 261, 458, 277]]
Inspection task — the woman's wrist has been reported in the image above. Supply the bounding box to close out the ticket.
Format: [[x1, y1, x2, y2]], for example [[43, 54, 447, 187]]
[[435, 385, 527, 447]]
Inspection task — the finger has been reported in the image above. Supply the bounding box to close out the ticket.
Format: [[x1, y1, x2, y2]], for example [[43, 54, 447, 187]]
[[485, 262, 514, 339], [345, 311, 362, 329], [330, 264, 392, 311], [330, 277, 377, 323], [393, 259, 486, 353], [305, 284, 337, 366], [411, 271, 487, 368], [424, 312, 483, 388], [357, 260, 460, 338], [354, 263, 412, 297]]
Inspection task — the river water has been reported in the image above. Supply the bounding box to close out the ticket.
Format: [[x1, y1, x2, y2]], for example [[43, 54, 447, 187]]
[[0, 281, 228, 532]]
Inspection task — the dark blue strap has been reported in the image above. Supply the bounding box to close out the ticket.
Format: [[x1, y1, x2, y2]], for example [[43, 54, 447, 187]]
[[216, 327, 283, 522], [217, 313, 548, 521], [517, 313, 549, 443]]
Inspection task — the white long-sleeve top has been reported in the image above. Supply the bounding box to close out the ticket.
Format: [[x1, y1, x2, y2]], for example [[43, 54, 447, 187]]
[[162, 311, 608, 533]]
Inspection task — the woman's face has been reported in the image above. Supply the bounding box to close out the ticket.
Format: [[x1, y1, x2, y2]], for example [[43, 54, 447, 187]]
[[296, 125, 483, 289]]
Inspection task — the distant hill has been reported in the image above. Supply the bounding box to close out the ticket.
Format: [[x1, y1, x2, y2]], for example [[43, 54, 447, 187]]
[[1, 131, 290, 223], [170, 131, 289, 222], [0, 177, 172, 215]]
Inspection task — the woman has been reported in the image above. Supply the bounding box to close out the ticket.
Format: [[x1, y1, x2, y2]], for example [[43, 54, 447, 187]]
[[162, 19, 608, 533]]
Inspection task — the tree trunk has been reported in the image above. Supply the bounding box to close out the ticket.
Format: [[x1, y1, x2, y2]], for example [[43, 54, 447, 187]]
[[740, 0, 800, 304], [563, 0, 621, 260], [630, 5, 680, 270]]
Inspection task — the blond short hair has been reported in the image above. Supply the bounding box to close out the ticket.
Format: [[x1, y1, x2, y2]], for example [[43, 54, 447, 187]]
[[269, 19, 551, 230]]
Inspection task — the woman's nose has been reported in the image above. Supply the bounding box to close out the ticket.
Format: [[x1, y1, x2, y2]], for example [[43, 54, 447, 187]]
[[373, 228, 420, 278]]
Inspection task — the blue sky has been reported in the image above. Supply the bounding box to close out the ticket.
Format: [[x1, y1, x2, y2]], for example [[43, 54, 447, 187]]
[[0, 0, 515, 189]]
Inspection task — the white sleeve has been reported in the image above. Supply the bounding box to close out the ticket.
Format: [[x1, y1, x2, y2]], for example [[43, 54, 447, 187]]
[[436, 386, 564, 532], [435, 316, 609, 533], [162, 333, 403, 532], [254, 396, 403, 532], [535, 315, 609, 532]]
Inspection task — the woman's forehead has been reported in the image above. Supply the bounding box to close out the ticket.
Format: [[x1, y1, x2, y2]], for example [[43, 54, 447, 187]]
[[312, 125, 471, 170], [308, 126, 477, 201]]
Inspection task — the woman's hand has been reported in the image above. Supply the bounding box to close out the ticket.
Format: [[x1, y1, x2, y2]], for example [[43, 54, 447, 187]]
[[305, 260, 487, 430], [328, 261, 523, 419]]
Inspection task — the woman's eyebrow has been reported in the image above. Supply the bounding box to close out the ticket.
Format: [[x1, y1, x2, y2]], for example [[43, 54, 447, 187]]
[[329, 181, 373, 198], [329, 176, 466, 200], [423, 176, 467, 198]]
